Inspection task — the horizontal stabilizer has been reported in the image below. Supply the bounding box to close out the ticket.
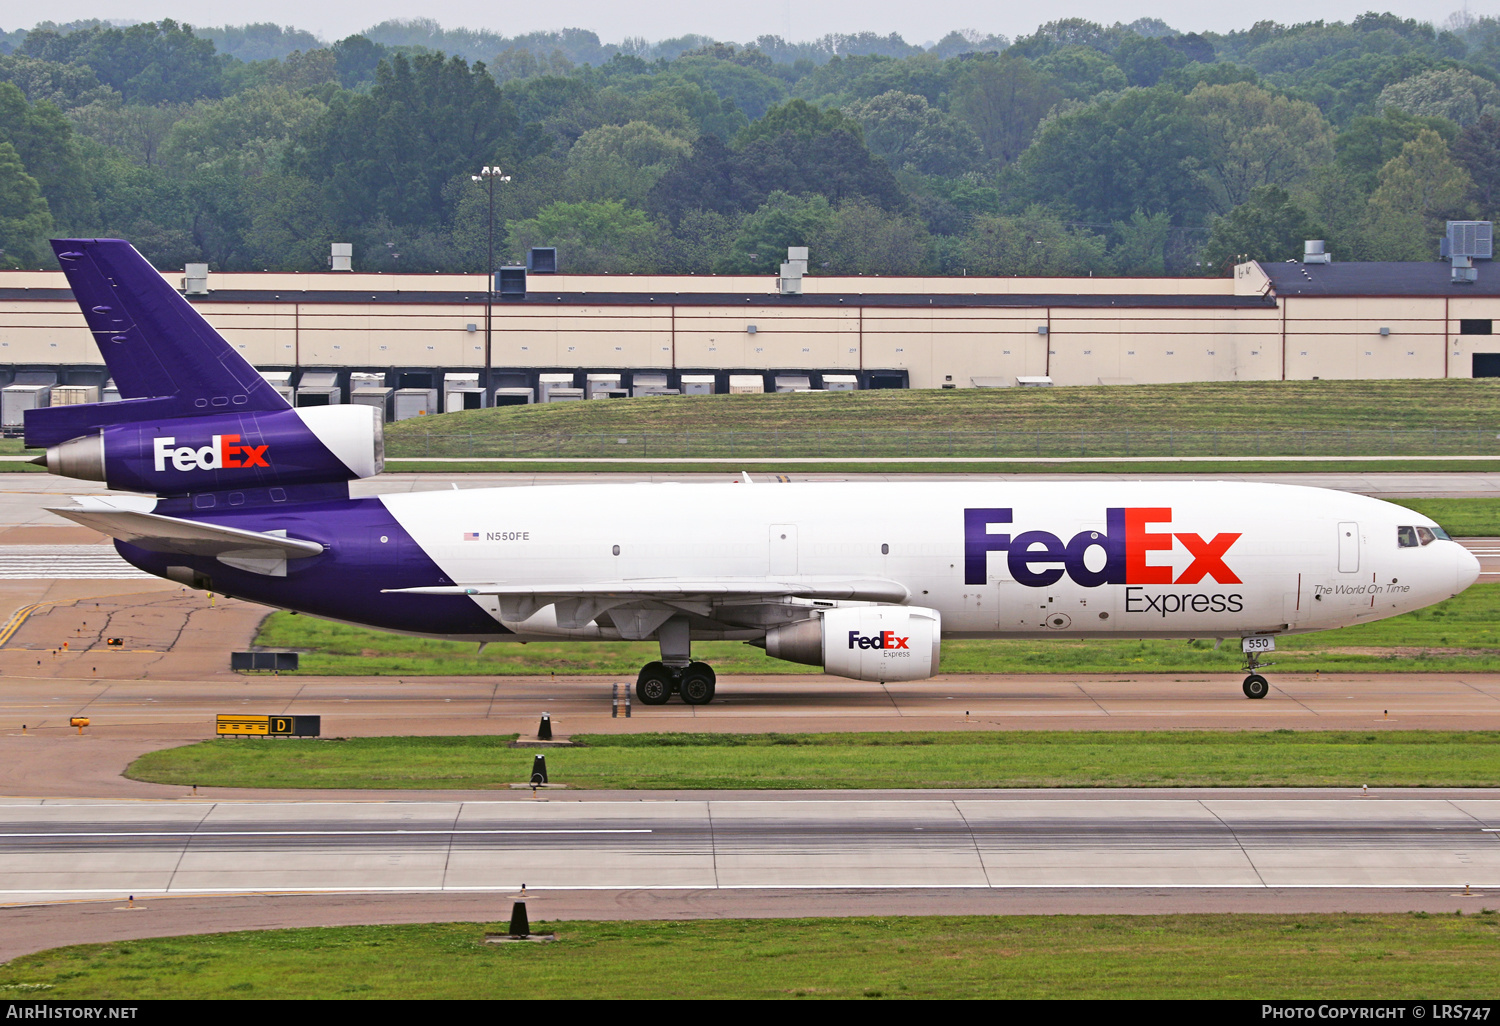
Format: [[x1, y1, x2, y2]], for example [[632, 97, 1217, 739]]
[[384, 578, 910, 603], [47, 506, 324, 561]]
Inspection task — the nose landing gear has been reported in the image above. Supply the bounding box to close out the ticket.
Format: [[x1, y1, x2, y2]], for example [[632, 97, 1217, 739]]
[[1241, 645, 1274, 699]]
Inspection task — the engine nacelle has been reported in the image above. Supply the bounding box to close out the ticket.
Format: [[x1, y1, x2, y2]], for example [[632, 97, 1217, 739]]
[[762, 605, 941, 682], [41, 404, 383, 493]]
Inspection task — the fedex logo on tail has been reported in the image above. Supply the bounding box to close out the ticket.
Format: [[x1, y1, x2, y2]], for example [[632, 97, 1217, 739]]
[[152, 435, 269, 472], [964, 507, 1241, 588]]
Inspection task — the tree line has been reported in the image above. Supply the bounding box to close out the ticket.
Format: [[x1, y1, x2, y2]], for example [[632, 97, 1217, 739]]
[[0, 12, 1498, 276]]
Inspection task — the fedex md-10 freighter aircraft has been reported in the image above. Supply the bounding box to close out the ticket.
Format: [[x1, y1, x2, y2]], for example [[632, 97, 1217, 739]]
[[27, 239, 1482, 704]]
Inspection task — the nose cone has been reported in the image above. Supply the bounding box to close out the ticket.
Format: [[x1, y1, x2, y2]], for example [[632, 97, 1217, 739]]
[[1456, 543, 1482, 594]]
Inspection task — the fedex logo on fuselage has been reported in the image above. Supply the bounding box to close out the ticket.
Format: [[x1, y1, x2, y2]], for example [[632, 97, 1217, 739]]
[[849, 630, 910, 650], [152, 434, 269, 472], [964, 507, 1241, 588]]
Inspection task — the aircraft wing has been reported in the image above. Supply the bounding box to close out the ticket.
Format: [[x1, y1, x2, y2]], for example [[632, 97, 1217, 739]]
[[384, 579, 909, 602], [47, 505, 325, 561], [384, 578, 910, 634]]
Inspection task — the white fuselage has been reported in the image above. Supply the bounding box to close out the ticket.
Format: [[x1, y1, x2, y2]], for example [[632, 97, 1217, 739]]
[[379, 480, 1479, 643]]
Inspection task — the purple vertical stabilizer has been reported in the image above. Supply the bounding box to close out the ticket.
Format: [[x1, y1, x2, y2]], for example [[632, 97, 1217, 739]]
[[26, 239, 290, 448]]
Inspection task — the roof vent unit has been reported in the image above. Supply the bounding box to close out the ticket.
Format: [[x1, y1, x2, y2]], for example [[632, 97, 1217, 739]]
[[527, 247, 557, 273], [182, 263, 208, 295], [1442, 221, 1492, 286], [1302, 240, 1330, 265], [330, 243, 352, 271], [497, 266, 526, 299], [780, 246, 807, 296]]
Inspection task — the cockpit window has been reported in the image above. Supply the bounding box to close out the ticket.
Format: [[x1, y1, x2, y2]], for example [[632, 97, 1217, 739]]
[[1416, 526, 1436, 545], [1397, 526, 1419, 548], [1432, 525, 1452, 541], [1399, 525, 1447, 547]]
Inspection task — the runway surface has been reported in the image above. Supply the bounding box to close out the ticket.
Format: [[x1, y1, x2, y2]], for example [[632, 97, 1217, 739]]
[[3, 793, 1496, 902]]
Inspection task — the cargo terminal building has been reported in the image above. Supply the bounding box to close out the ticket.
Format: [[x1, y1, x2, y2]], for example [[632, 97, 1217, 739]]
[[3, 243, 1500, 424]]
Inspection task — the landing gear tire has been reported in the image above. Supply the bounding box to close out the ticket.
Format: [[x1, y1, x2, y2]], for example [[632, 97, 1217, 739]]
[[680, 662, 717, 705], [636, 661, 673, 705], [1242, 674, 1270, 700]]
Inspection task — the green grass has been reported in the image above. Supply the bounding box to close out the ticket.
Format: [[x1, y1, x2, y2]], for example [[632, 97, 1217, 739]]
[[254, 582, 1500, 676], [126, 731, 1500, 790], [384, 381, 1500, 460], [3, 914, 1497, 998], [382, 458, 1500, 474]]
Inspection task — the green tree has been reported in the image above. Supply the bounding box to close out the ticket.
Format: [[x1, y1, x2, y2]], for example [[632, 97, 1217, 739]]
[[1452, 114, 1500, 216], [506, 199, 659, 272], [842, 91, 981, 175], [954, 207, 1110, 275], [163, 87, 328, 176], [735, 99, 862, 147], [1335, 107, 1459, 192], [1363, 130, 1473, 259], [1111, 210, 1173, 275], [68, 97, 187, 167], [1030, 47, 1126, 100], [0, 141, 53, 268], [1015, 87, 1211, 225], [1378, 68, 1500, 127], [726, 191, 834, 272], [563, 122, 692, 207], [814, 200, 930, 274], [20, 20, 225, 104], [950, 57, 1064, 166], [0, 82, 93, 227], [1187, 82, 1335, 216], [292, 52, 520, 230], [1202, 185, 1324, 270]]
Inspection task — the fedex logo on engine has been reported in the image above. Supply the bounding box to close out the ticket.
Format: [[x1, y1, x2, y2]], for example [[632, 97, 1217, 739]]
[[152, 435, 270, 472], [849, 630, 910, 650], [964, 507, 1241, 588]]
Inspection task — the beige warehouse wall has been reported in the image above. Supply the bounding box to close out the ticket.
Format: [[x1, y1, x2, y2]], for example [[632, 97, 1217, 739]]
[[9, 265, 1500, 386]]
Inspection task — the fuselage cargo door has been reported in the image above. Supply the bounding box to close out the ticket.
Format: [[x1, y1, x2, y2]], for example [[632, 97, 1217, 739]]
[[1337, 522, 1360, 573], [769, 524, 798, 575]]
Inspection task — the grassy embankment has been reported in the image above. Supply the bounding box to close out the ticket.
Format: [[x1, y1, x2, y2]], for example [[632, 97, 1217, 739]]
[[128, 731, 1500, 790], [380, 379, 1500, 471], [2, 914, 1496, 999]]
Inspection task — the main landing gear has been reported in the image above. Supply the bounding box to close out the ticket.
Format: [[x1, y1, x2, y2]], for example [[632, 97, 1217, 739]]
[[636, 660, 717, 706], [634, 616, 717, 705], [1241, 648, 1272, 700]]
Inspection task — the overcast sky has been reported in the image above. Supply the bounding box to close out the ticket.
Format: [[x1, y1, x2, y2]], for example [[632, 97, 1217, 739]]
[[10, 1, 1497, 46]]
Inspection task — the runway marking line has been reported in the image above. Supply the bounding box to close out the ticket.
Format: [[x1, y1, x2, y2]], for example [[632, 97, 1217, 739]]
[[0, 829, 653, 838], [3, 884, 1500, 900]]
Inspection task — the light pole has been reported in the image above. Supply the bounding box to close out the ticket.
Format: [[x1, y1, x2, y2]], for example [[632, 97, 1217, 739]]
[[471, 166, 510, 405]]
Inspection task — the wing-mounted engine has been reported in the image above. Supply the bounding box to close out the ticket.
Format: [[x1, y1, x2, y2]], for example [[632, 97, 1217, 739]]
[[757, 605, 942, 682]]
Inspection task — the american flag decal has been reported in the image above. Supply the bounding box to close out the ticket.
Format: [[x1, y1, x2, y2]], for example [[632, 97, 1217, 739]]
[[463, 532, 480, 541]]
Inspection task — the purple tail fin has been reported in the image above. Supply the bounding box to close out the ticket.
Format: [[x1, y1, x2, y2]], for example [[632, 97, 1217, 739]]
[[28, 240, 291, 447]]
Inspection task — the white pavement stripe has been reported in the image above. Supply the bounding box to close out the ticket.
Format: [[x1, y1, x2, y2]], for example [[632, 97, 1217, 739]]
[[0, 829, 651, 838], [0, 545, 148, 579]]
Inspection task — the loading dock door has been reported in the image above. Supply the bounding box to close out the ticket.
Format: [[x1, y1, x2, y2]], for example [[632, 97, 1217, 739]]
[[1338, 522, 1360, 573], [1474, 354, 1500, 377]]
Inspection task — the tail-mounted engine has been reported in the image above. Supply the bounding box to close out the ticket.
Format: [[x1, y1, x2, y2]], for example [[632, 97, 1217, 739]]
[[759, 605, 941, 682], [37, 404, 384, 493]]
